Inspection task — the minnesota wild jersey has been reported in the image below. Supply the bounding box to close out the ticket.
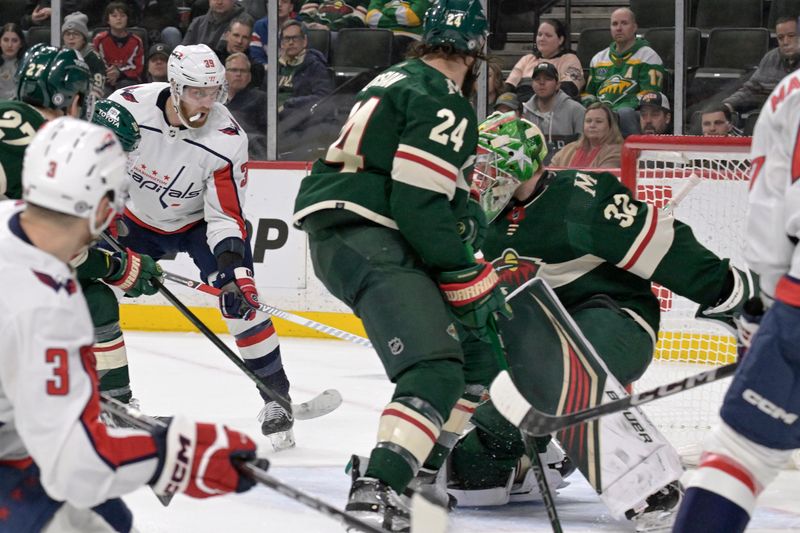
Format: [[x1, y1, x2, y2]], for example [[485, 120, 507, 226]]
[[0, 101, 45, 200], [293, 58, 478, 271], [581, 37, 665, 109], [485, 169, 730, 339]]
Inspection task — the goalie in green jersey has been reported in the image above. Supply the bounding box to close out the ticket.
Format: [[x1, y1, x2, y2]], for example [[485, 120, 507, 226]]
[[293, 0, 509, 529], [443, 112, 758, 530]]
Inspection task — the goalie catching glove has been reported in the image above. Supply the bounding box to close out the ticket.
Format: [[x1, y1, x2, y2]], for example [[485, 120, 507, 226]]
[[695, 266, 759, 335], [105, 247, 162, 297], [438, 261, 511, 341], [150, 415, 263, 498]]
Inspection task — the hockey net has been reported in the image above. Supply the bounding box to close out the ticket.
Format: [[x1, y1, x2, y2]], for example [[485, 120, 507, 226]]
[[620, 135, 752, 465]]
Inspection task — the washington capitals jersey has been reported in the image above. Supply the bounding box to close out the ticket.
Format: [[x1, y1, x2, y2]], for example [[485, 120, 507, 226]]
[[108, 83, 249, 250], [0, 201, 158, 509], [747, 69, 800, 304]]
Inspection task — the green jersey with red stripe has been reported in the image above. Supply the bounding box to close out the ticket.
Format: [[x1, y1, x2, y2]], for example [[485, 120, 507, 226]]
[[485, 169, 731, 338], [293, 58, 478, 272], [0, 100, 45, 200]]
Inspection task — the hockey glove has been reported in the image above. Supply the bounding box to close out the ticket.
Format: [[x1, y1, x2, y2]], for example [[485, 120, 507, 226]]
[[215, 266, 260, 321], [105, 248, 162, 297], [150, 415, 260, 498], [695, 266, 759, 335], [733, 297, 765, 360], [438, 262, 512, 341], [457, 194, 488, 251]]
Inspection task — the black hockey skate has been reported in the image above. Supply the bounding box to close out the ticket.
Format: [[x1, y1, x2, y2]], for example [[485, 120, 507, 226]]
[[625, 480, 684, 532], [258, 400, 295, 451]]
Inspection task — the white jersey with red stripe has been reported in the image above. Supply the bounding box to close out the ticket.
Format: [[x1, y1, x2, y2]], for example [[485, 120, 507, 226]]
[[746, 69, 800, 303], [108, 82, 249, 250], [0, 201, 158, 508]]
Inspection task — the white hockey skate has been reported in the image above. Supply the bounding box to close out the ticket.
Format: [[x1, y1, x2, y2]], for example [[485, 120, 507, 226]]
[[258, 401, 295, 451], [624, 480, 684, 532]]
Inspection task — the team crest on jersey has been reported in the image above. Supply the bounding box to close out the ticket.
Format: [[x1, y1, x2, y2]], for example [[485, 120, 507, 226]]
[[33, 271, 77, 295], [598, 75, 636, 103], [120, 89, 139, 103], [491, 249, 543, 291]]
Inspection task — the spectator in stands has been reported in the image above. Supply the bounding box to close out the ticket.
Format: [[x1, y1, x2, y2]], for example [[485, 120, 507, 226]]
[[145, 42, 170, 82], [92, 2, 145, 90], [21, 0, 80, 30], [722, 16, 800, 116], [701, 105, 739, 136], [78, 0, 182, 49], [250, 0, 296, 66], [506, 19, 584, 100], [299, 0, 369, 30], [61, 12, 107, 100], [551, 102, 622, 168], [277, 20, 333, 144], [638, 91, 672, 135], [216, 15, 255, 63], [0, 23, 26, 100], [366, 0, 429, 64], [225, 52, 267, 159], [494, 92, 521, 116], [581, 8, 664, 137], [182, 0, 245, 49], [522, 61, 585, 165]]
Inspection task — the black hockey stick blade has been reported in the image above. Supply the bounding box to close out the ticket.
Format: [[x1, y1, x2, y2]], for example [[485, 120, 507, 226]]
[[491, 362, 739, 436]]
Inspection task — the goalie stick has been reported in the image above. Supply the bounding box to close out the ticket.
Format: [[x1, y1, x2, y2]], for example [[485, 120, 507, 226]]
[[99, 396, 448, 533], [100, 233, 342, 421], [490, 362, 738, 437], [160, 270, 374, 348]]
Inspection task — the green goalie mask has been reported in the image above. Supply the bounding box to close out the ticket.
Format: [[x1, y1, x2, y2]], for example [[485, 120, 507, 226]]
[[92, 99, 141, 153], [473, 111, 548, 222], [422, 0, 488, 54], [17, 43, 91, 117]]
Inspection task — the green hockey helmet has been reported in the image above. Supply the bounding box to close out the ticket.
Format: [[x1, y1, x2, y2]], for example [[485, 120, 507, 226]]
[[422, 0, 488, 54], [16, 43, 91, 115], [92, 99, 141, 153], [473, 111, 548, 222]]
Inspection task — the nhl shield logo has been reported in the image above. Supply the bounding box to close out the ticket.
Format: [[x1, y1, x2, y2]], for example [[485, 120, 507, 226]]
[[388, 337, 404, 355]]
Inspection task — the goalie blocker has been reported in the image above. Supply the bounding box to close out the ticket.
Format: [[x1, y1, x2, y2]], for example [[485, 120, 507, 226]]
[[488, 279, 684, 519]]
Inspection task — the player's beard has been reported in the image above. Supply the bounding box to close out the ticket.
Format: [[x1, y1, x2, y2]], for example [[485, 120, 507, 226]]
[[179, 101, 211, 128]]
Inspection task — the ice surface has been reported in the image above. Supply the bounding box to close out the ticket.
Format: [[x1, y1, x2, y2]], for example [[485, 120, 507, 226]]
[[121, 331, 800, 532]]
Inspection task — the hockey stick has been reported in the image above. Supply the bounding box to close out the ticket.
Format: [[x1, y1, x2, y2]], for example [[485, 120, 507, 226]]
[[158, 269, 374, 348], [490, 361, 738, 437], [99, 396, 447, 533], [100, 233, 342, 420]]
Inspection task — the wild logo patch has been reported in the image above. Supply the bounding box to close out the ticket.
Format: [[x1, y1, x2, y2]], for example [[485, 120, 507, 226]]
[[491, 249, 544, 291]]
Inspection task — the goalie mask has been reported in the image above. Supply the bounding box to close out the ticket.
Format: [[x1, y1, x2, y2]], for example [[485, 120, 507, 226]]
[[167, 44, 227, 129], [473, 112, 547, 222], [23, 117, 129, 236]]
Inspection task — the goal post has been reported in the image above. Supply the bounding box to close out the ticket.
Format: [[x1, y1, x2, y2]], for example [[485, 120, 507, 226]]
[[620, 134, 752, 462]]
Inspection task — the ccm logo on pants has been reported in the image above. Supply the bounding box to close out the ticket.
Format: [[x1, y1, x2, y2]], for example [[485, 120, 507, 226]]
[[742, 389, 799, 425]]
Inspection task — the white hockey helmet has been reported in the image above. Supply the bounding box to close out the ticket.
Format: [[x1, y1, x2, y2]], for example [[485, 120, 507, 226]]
[[23, 117, 128, 236], [167, 44, 228, 128]]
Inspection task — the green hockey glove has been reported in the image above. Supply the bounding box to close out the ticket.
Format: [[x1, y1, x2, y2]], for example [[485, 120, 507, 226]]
[[438, 262, 512, 341], [695, 267, 759, 335], [106, 248, 163, 297], [457, 194, 488, 251]]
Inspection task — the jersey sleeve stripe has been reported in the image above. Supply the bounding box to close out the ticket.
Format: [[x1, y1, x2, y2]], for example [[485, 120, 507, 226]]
[[775, 274, 800, 306], [616, 204, 674, 278], [393, 145, 459, 198], [212, 164, 247, 240], [78, 349, 159, 470]]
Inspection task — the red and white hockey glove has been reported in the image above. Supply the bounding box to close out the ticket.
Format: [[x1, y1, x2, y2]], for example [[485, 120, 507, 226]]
[[214, 267, 260, 320], [438, 261, 512, 341], [150, 415, 259, 499]]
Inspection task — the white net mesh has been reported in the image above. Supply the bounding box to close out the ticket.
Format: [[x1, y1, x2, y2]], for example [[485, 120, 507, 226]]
[[624, 137, 751, 464]]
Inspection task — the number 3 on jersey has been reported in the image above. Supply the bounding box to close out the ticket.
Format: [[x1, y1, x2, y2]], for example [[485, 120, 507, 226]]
[[45, 348, 69, 395], [325, 98, 468, 172]]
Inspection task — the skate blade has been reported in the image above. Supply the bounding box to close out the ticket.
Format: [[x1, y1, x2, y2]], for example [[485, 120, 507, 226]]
[[268, 430, 296, 451]]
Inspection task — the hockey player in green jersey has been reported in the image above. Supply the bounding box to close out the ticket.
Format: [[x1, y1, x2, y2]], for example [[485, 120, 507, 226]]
[[293, 0, 508, 528], [0, 44, 92, 200], [444, 112, 757, 531]]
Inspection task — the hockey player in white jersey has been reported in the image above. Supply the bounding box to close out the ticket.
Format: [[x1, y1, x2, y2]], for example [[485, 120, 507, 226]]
[[673, 53, 800, 533], [0, 117, 261, 533], [105, 44, 296, 449]]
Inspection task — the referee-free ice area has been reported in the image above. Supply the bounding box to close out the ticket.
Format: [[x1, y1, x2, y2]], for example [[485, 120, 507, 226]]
[[121, 331, 800, 532]]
